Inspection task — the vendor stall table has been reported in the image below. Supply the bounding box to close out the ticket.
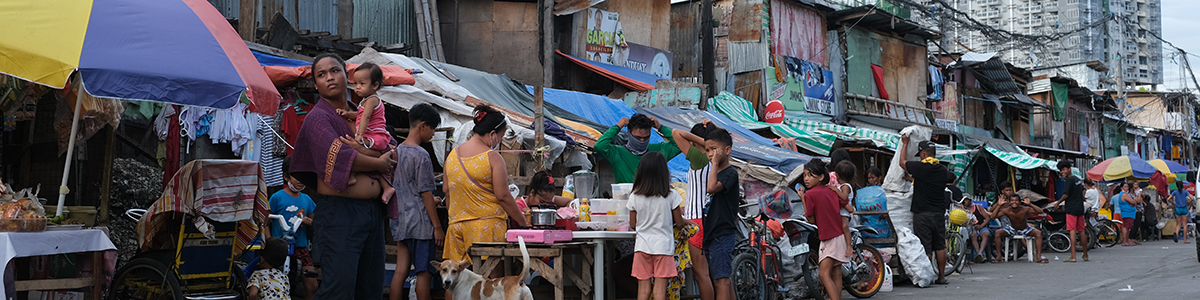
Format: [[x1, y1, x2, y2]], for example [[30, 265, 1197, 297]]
[[572, 231, 634, 300], [468, 241, 594, 300], [1, 229, 116, 300]]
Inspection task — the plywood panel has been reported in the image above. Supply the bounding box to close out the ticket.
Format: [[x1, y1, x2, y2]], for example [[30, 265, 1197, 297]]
[[493, 1, 538, 31], [455, 22, 495, 70], [770, 0, 825, 65], [492, 30, 543, 85], [880, 37, 926, 107], [457, 0, 493, 23], [734, 70, 763, 114], [602, 0, 672, 50]]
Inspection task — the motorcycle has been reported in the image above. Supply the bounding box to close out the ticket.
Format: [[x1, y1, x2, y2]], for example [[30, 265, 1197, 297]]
[[781, 218, 884, 299]]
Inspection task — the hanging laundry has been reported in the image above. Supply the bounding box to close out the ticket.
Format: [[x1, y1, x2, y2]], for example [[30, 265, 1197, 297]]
[[927, 66, 943, 101], [251, 113, 285, 187], [163, 109, 181, 187], [871, 64, 889, 100], [154, 105, 177, 140], [272, 105, 288, 157]]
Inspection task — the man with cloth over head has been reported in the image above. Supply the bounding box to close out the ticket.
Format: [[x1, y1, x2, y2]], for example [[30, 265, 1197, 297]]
[[594, 113, 682, 183]]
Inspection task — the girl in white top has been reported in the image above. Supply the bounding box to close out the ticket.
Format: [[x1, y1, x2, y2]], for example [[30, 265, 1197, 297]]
[[832, 160, 856, 258], [627, 152, 696, 300], [1083, 178, 1102, 214]]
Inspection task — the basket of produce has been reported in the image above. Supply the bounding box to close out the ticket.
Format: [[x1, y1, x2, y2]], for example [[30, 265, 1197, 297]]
[[0, 199, 47, 232]]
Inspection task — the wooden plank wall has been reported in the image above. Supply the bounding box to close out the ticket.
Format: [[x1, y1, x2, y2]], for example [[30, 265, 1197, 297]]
[[880, 37, 928, 108]]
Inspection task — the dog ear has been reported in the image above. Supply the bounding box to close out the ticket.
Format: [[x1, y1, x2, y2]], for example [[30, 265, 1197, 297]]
[[455, 260, 471, 271], [430, 260, 442, 269]]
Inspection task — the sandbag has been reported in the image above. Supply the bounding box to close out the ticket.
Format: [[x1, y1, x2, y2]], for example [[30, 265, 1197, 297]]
[[896, 227, 935, 287]]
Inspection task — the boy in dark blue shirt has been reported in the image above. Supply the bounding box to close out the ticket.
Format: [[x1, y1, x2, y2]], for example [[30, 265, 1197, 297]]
[[703, 128, 738, 300]]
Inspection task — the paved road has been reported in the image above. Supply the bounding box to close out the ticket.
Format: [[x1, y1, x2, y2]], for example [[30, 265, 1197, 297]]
[[874, 239, 1200, 299]]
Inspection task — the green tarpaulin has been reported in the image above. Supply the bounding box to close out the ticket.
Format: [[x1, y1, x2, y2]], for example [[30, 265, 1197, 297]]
[[1052, 82, 1068, 121]]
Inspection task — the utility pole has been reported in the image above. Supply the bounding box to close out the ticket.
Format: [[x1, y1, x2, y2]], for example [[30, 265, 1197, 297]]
[[701, 0, 715, 108]]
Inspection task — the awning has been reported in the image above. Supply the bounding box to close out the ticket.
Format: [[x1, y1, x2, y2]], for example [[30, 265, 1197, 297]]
[[985, 146, 1053, 170], [638, 105, 813, 179], [710, 92, 838, 155], [557, 50, 658, 92], [1018, 143, 1097, 159], [956, 133, 1024, 154], [981, 93, 1047, 108]]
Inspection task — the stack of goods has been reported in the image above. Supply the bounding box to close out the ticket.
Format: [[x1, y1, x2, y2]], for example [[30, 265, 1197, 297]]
[[0, 199, 46, 232]]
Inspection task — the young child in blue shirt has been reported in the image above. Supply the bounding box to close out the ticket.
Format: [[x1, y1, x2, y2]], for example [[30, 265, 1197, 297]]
[[268, 157, 317, 299]]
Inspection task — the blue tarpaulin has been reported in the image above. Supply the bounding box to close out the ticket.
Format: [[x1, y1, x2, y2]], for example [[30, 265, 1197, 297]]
[[535, 87, 689, 181], [252, 51, 310, 67], [637, 106, 811, 176]]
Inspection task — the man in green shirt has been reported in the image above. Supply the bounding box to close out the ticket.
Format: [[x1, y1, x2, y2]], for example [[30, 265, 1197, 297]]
[[595, 114, 683, 183]]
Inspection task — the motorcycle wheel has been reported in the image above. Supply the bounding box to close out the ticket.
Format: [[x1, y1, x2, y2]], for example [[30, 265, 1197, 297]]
[[802, 254, 822, 300], [731, 250, 767, 300], [1047, 231, 1071, 253], [845, 245, 884, 298]]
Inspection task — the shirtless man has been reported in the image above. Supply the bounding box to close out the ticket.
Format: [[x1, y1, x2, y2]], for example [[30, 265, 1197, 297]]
[[992, 194, 1049, 263]]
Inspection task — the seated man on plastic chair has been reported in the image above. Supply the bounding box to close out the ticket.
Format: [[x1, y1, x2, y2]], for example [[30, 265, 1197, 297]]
[[991, 195, 1048, 263]]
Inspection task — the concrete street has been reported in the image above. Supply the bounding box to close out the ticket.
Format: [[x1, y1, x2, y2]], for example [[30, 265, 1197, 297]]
[[877, 239, 1200, 299]]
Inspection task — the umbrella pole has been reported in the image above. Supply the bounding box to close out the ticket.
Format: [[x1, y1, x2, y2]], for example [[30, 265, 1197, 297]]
[[55, 82, 85, 217]]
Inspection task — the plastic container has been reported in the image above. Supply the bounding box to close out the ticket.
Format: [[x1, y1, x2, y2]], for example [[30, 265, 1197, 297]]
[[589, 199, 612, 215], [575, 221, 605, 231], [0, 218, 46, 232], [611, 184, 633, 200], [612, 200, 630, 216]]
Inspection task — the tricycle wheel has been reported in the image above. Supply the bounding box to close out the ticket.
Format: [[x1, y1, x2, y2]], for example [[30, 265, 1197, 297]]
[[108, 257, 184, 300], [731, 250, 767, 300]]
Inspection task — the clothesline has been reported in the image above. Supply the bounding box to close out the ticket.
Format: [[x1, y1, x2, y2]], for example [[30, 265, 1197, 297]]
[[256, 114, 294, 150]]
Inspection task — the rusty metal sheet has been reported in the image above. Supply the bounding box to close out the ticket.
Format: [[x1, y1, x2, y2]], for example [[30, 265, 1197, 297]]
[[669, 2, 700, 79], [729, 0, 763, 42], [733, 70, 764, 113], [555, 0, 606, 16], [770, 0, 826, 65]]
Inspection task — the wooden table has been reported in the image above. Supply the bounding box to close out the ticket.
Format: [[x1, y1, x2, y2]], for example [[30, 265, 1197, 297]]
[[468, 241, 594, 300], [1, 229, 116, 300]]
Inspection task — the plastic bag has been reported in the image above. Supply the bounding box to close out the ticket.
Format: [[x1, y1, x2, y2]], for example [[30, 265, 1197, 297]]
[[896, 227, 935, 287], [55, 87, 124, 155]]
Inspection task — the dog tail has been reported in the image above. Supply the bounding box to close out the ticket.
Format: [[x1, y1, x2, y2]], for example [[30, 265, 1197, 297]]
[[517, 236, 530, 285]]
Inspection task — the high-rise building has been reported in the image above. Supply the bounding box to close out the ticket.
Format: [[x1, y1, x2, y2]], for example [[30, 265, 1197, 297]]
[[930, 0, 1162, 89]]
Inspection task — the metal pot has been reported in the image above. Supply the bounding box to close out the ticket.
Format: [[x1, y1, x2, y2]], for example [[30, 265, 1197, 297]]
[[530, 207, 558, 227]]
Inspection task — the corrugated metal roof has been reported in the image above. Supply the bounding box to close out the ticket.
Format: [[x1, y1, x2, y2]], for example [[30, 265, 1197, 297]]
[[1029, 78, 1051, 94], [972, 59, 1022, 95], [354, 0, 417, 51]]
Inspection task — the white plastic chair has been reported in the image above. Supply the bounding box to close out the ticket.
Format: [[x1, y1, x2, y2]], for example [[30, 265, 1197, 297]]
[[1004, 235, 1036, 262]]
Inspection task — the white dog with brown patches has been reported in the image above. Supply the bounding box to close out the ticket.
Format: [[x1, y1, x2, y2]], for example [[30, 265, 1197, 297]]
[[431, 236, 533, 300]]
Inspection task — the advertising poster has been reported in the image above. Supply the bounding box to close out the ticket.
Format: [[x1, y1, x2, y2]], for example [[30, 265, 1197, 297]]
[[623, 43, 673, 79], [767, 65, 806, 111], [585, 8, 626, 65], [786, 57, 835, 116]]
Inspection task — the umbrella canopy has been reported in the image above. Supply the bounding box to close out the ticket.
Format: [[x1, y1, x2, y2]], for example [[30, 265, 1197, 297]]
[[1142, 159, 1190, 180], [0, 0, 280, 115], [1087, 155, 1157, 181]]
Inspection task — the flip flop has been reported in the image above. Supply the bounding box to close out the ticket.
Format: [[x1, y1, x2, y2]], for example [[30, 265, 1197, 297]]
[[934, 279, 949, 285], [1036, 259, 1049, 264], [1082, 256, 1089, 262], [1063, 259, 1077, 263]]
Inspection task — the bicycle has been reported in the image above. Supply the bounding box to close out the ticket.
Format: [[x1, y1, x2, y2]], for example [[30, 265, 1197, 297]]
[[944, 221, 969, 275], [731, 203, 786, 300]]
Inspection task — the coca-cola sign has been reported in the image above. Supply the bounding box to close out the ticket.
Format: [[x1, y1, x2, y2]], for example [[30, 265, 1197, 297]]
[[764, 100, 785, 123]]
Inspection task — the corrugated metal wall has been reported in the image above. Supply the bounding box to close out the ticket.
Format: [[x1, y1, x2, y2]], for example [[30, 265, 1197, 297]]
[[297, 0, 339, 35], [208, 0, 238, 18], [354, 0, 418, 53]]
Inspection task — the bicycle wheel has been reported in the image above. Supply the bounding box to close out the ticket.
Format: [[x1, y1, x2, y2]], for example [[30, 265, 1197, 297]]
[[943, 226, 967, 276], [108, 258, 184, 300], [1047, 231, 1071, 253], [1097, 221, 1120, 248], [732, 250, 767, 300], [845, 244, 884, 298]]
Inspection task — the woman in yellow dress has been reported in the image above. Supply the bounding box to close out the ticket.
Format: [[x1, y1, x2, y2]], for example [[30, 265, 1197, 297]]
[[442, 105, 528, 270]]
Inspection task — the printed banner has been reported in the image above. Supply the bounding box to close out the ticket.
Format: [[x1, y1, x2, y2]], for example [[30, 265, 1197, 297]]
[[585, 8, 626, 65], [787, 57, 836, 116], [622, 43, 673, 78]]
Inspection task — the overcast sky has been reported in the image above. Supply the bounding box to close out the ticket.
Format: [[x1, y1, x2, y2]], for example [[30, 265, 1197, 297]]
[[1160, 0, 1199, 91]]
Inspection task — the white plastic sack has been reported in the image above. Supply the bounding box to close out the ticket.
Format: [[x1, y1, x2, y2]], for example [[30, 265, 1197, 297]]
[[882, 125, 931, 231], [896, 227, 935, 287]]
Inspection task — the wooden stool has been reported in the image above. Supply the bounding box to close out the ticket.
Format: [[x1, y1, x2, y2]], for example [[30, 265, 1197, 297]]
[[469, 242, 594, 300]]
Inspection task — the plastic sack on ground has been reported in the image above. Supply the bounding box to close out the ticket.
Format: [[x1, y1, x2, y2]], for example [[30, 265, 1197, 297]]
[[896, 227, 934, 287]]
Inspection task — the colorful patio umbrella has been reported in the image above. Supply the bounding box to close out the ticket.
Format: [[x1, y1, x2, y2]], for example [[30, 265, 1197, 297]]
[[1086, 155, 1158, 181], [0, 0, 279, 113], [1148, 159, 1189, 174], [0, 0, 281, 216]]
